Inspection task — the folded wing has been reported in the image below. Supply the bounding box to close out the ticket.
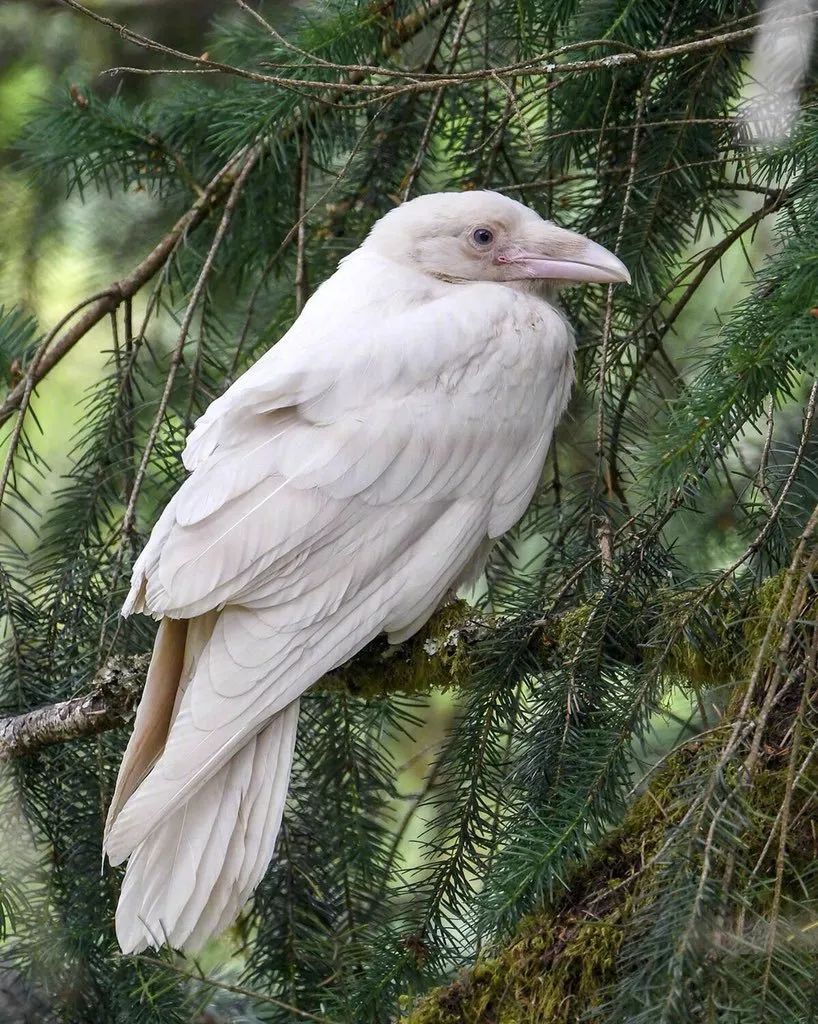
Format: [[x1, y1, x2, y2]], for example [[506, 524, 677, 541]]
[[108, 261, 573, 888]]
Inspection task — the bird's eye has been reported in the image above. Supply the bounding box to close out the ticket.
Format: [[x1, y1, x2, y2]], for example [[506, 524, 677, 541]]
[[472, 227, 494, 246]]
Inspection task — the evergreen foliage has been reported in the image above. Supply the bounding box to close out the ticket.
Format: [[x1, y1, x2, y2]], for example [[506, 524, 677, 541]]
[[1, 0, 817, 1020]]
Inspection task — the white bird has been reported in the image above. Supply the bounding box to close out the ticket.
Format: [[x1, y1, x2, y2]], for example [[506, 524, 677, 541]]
[[104, 189, 630, 954]]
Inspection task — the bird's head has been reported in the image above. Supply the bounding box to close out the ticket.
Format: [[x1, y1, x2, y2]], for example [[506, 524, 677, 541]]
[[363, 190, 630, 287]]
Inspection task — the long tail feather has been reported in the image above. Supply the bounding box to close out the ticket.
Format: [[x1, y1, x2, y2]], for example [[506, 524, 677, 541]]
[[104, 617, 188, 835], [114, 700, 299, 954], [107, 611, 301, 953]]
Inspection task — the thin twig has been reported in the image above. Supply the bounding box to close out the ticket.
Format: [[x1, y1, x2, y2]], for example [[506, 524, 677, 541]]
[[295, 128, 310, 315], [126, 152, 259, 530], [228, 105, 383, 378], [756, 396, 777, 512], [0, 159, 242, 430], [594, 77, 648, 518], [401, 0, 475, 201]]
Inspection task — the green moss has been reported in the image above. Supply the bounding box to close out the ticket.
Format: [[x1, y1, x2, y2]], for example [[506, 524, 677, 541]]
[[400, 570, 813, 1023], [318, 600, 484, 699], [659, 570, 789, 687], [400, 745, 709, 1024], [400, 696, 818, 1024], [317, 570, 792, 701], [741, 569, 788, 660], [403, 735, 707, 1022], [400, 911, 625, 1024], [550, 603, 594, 652]]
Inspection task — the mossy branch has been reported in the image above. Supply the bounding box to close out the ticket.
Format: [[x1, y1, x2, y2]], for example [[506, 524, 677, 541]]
[[400, 563, 818, 1024], [0, 601, 491, 761], [398, 742, 694, 1024], [0, 571, 792, 762], [400, 712, 817, 1024]]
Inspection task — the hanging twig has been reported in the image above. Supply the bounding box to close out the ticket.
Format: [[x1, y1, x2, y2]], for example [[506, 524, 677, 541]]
[[295, 128, 311, 315], [229, 104, 384, 378], [593, 84, 647, 522], [401, 0, 475, 201]]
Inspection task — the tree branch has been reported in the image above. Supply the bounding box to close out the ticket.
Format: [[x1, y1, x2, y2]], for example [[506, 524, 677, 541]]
[[0, 0, 459, 431], [6, 553, 762, 761], [0, 654, 150, 761], [100, 10, 818, 99], [0, 603, 494, 761], [0, 161, 238, 430], [6, 1, 803, 430]]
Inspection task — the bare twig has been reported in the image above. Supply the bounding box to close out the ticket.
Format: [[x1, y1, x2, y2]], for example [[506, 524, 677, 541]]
[[401, 0, 475, 201], [76, 2, 818, 101], [756, 396, 777, 511], [594, 73, 650, 515], [0, 159, 241, 430], [229, 104, 383, 378], [295, 128, 310, 315]]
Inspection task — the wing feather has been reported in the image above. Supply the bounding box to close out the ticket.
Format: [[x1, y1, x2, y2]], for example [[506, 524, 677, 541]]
[[114, 263, 575, 887]]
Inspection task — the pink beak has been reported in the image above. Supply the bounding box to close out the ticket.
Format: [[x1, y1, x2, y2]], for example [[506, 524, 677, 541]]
[[497, 232, 631, 285]]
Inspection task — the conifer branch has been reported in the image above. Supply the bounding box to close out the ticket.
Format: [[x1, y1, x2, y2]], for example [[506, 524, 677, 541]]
[[98, 10, 818, 99], [4, 2, 805, 434], [0, 157, 240, 429], [0, 605, 493, 761], [0, 0, 459, 430]]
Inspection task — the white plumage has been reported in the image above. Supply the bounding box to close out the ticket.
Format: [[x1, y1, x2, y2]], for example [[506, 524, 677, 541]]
[[105, 190, 629, 953]]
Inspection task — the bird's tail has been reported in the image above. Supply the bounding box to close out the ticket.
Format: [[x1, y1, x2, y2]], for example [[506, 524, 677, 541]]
[[106, 615, 300, 954]]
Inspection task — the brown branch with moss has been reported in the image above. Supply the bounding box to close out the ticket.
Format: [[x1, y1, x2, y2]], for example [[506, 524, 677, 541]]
[[400, 556, 818, 1024], [0, 564, 797, 762], [0, 602, 491, 761]]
